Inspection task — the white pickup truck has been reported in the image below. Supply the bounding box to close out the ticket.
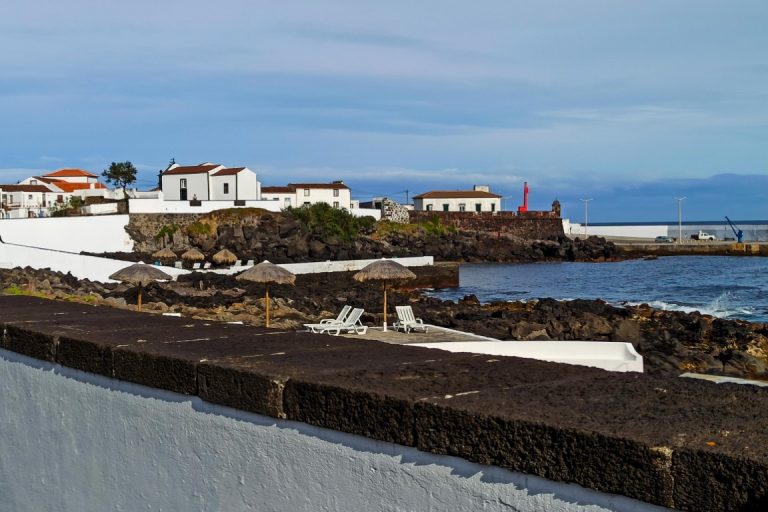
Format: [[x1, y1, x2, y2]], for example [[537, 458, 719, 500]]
[[691, 230, 717, 241]]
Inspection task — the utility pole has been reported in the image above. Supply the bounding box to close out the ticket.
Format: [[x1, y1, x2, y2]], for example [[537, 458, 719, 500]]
[[580, 198, 592, 236], [675, 197, 686, 244]]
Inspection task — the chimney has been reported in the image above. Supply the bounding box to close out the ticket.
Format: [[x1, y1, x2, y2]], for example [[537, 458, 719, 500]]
[[473, 185, 490, 193]]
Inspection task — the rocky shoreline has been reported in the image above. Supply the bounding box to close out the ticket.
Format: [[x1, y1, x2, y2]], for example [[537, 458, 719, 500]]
[[2, 265, 767, 380]]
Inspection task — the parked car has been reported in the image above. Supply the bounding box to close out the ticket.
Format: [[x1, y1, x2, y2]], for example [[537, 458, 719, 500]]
[[654, 235, 675, 243], [691, 230, 717, 241]]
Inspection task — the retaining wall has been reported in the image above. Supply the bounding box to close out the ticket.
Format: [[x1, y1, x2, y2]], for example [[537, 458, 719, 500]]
[[0, 215, 133, 253], [1, 296, 767, 511], [409, 211, 564, 238]]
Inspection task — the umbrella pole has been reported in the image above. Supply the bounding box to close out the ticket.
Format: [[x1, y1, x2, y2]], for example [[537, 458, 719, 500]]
[[383, 282, 387, 332], [137, 283, 143, 311], [265, 285, 270, 328]]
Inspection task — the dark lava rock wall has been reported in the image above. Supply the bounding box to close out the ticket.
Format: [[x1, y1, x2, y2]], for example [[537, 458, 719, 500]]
[[409, 211, 564, 238], [2, 295, 768, 511]]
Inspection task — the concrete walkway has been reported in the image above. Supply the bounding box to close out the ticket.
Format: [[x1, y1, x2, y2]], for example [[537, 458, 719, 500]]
[[342, 324, 497, 345]]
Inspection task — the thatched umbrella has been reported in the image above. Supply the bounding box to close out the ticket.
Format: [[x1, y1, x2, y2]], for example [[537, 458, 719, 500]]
[[212, 248, 238, 265], [181, 248, 205, 262], [109, 263, 172, 311], [353, 259, 416, 331], [236, 260, 296, 327], [152, 247, 176, 262]]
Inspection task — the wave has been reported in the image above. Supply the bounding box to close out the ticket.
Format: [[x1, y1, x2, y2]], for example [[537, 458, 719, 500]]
[[626, 292, 754, 319]]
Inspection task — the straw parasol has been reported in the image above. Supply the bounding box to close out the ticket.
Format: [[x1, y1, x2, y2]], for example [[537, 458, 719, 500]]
[[152, 247, 176, 261], [109, 263, 172, 311], [212, 248, 238, 265], [353, 259, 416, 331], [181, 248, 205, 262], [236, 260, 296, 327]]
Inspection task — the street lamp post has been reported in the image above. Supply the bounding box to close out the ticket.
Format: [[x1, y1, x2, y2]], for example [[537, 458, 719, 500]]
[[580, 198, 593, 236], [675, 197, 686, 244]]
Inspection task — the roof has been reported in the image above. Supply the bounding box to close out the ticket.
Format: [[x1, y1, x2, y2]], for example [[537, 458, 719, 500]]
[[0, 184, 54, 193], [288, 183, 350, 190], [50, 182, 106, 192], [211, 167, 246, 177], [413, 190, 502, 200], [162, 164, 221, 176], [44, 168, 97, 178], [261, 186, 295, 194]]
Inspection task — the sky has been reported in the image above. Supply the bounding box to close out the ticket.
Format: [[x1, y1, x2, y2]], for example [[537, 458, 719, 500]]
[[1, 0, 767, 222]]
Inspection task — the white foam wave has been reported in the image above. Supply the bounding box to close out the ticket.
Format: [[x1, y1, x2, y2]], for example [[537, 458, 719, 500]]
[[626, 292, 754, 319]]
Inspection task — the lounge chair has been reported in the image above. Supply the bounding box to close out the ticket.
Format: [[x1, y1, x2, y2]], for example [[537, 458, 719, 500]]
[[393, 305, 428, 333], [233, 260, 243, 267], [246, 259, 255, 267], [304, 308, 368, 335], [192, 262, 201, 270], [174, 261, 183, 269], [203, 262, 212, 269], [318, 305, 352, 326]]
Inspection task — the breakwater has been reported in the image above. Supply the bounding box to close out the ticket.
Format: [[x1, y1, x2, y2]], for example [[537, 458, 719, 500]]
[[616, 241, 768, 257]]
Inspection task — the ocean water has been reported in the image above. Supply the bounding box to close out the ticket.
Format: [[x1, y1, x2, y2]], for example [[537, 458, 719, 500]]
[[429, 256, 768, 323]]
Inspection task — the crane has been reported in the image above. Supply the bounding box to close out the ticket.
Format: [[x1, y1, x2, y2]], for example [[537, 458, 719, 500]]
[[724, 216, 744, 243]]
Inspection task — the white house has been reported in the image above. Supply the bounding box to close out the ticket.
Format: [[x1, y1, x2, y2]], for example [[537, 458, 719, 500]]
[[413, 185, 502, 212], [160, 163, 260, 201], [19, 168, 108, 200], [0, 184, 64, 218], [261, 181, 352, 209]]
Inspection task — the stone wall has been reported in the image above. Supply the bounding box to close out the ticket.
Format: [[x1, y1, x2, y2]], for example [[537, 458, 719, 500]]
[[408, 211, 564, 238]]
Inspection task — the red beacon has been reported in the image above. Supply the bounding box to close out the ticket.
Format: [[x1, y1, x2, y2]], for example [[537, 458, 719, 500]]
[[517, 181, 529, 213]]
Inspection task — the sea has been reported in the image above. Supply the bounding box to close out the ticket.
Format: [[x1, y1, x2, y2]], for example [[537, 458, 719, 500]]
[[429, 255, 768, 323]]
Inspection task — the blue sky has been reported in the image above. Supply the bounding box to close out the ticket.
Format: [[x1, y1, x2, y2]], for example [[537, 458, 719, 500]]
[[1, 0, 767, 221]]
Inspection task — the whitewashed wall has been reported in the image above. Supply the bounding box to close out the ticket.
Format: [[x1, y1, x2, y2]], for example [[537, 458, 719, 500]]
[[0, 215, 133, 253], [0, 242, 187, 282], [215, 256, 432, 276], [129, 198, 283, 214], [0, 348, 666, 512]]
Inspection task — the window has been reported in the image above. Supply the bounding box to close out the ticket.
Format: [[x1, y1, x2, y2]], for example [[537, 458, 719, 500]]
[[491, 203, 496, 212], [333, 189, 339, 197], [458, 203, 466, 212], [180, 179, 187, 188], [57, 195, 64, 203], [28, 194, 33, 201], [333, 201, 339, 208], [303, 201, 310, 206], [442, 203, 449, 212], [304, 188, 310, 196], [426, 204, 433, 211], [475, 203, 482, 212], [30, 179, 37, 185], [223, 183, 229, 194]]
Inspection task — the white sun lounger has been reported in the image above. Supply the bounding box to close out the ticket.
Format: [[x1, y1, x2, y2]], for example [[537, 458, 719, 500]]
[[318, 305, 352, 326], [393, 305, 428, 333], [304, 308, 367, 335]]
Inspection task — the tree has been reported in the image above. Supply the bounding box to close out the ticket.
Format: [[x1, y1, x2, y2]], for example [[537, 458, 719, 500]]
[[102, 161, 137, 200]]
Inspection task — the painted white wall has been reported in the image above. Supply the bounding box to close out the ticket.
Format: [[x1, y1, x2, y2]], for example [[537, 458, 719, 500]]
[[415, 197, 500, 212], [236, 169, 259, 200], [412, 341, 643, 373], [128, 198, 283, 214], [261, 192, 294, 208], [209, 175, 237, 200], [0, 215, 133, 253], [81, 203, 119, 215], [0, 242, 187, 282], [162, 173, 210, 201], [0, 348, 666, 512], [347, 207, 381, 220], [564, 221, 667, 239], [216, 256, 433, 276]]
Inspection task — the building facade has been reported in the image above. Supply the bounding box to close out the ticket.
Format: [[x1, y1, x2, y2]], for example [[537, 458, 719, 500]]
[[261, 182, 352, 209], [413, 186, 502, 212], [160, 163, 260, 201]]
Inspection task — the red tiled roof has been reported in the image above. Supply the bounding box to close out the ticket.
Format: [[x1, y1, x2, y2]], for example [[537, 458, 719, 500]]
[[288, 182, 350, 190], [44, 168, 97, 178], [413, 190, 501, 199], [162, 164, 220, 176], [50, 182, 107, 192], [0, 184, 54, 193], [262, 186, 295, 194], [212, 167, 246, 176]]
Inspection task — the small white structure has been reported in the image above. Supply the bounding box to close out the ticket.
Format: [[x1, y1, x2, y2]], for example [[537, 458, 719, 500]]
[[261, 182, 352, 209], [0, 184, 65, 218], [161, 163, 260, 201], [413, 340, 643, 373], [19, 169, 108, 200], [413, 185, 501, 212]]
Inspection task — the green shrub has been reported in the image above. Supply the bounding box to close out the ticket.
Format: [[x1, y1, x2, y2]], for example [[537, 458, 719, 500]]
[[285, 203, 375, 241], [154, 224, 179, 241], [186, 221, 213, 236]]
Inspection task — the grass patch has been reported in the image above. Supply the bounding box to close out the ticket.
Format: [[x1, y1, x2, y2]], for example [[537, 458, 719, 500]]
[[285, 203, 376, 241]]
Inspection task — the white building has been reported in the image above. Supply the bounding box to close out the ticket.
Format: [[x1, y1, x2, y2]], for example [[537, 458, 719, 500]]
[[0, 184, 64, 218], [413, 186, 502, 212], [261, 181, 352, 209], [160, 163, 260, 201], [19, 168, 108, 200]]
